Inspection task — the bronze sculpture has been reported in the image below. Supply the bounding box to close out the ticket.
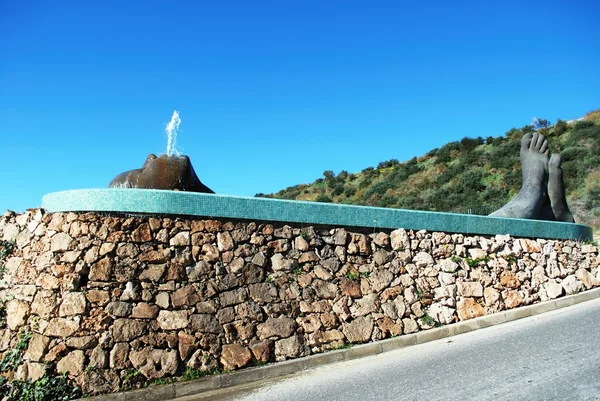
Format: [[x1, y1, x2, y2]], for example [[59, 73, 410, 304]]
[[490, 133, 574, 222], [109, 154, 214, 193]]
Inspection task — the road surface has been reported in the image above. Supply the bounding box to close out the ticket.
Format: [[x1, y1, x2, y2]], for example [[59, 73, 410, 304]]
[[180, 297, 600, 401]]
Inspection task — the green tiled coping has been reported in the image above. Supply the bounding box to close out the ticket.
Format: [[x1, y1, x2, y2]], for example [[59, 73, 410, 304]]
[[41, 189, 593, 241]]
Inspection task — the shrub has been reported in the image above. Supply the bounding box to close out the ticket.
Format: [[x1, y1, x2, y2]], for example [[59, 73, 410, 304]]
[[337, 170, 349, 180], [553, 119, 568, 135], [454, 170, 486, 194], [377, 159, 399, 169], [364, 181, 393, 200], [584, 171, 600, 209], [459, 137, 483, 153], [315, 194, 332, 203], [521, 125, 535, 134], [504, 127, 521, 140], [331, 183, 344, 197], [574, 120, 595, 130], [435, 141, 460, 164], [488, 142, 519, 170]]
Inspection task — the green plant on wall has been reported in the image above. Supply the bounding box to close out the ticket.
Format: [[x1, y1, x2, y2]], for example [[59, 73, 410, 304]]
[[0, 329, 31, 372], [0, 240, 14, 260], [420, 311, 435, 326], [346, 271, 360, 281], [0, 329, 82, 400], [0, 372, 82, 401], [122, 368, 145, 389], [465, 256, 489, 268], [0, 299, 6, 329], [181, 367, 222, 381], [0, 240, 15, 279]]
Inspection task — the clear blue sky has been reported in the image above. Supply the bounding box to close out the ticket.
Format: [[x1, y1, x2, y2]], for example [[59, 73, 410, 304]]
[[1, 1, 599, 213]]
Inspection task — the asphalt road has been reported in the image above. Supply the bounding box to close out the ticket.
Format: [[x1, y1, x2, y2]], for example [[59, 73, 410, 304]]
[[182, 297, 600, 401]]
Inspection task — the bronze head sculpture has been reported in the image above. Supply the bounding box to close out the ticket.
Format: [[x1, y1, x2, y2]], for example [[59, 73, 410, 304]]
[[109, 154, 214, 193]]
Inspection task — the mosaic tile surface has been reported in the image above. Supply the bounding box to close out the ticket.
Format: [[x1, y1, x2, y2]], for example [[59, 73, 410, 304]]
[[41, 189, 593, 241]]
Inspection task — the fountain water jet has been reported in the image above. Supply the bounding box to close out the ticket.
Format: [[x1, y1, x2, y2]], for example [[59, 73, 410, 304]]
[[165, 110, 181, 156]]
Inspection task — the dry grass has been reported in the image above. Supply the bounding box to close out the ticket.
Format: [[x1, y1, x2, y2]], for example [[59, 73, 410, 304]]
[[583, 109, 600, 122]]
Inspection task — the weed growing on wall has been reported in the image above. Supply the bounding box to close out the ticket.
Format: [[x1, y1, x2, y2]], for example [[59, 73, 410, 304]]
[[0, 240, 15, 279], [0, 240, 14, 260], [0, 300, 6, 329], [465, 256, 490, 268], [181, 367, 222, 381], [346, 271, 360, 281], [0, 329, 81, 400], [0, 372, 81, 401], [420, 312, 435, 327], [122, 368, 145, 389], [0, 329, 31, 372]]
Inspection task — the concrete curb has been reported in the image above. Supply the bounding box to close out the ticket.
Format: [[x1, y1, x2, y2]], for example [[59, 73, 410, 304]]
[[80, 287, 600, 401]]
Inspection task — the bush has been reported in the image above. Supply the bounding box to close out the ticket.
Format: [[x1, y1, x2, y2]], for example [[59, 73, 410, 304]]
[[479, 186, 509, 208], [566, 122, 600, 150], [488, 142, 519, 170], [459, 137, 483, 153], [315, 194, 332, 203], [380, 194, 399, 207], [377, 159, 399, 169], [502, 168, 521, 189], [562, 147, 590, 162], [454, 170, 486, 194], [344, 187, 357, 197], [573, 120, 595, 130], [364, 181, 393, 200], [521, 125, 535, 134], [504, 128, 521, 140], [553, 119, 568, 135], [331, 183, 344, 196], [435, 141, 460, 164], [485, 136, 495, 145], [458, 149, 483, 165]]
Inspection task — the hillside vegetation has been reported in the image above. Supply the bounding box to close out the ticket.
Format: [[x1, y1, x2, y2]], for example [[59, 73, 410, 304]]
[[258, 109, 600, 229]]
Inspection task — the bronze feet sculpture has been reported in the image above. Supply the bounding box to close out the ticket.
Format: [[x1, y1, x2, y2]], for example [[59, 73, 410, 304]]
[[490, 133, 574, 222], [109, 154, 214, 193]]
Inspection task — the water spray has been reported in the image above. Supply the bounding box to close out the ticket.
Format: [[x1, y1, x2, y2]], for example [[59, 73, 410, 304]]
[[165, 110, 181, 156]]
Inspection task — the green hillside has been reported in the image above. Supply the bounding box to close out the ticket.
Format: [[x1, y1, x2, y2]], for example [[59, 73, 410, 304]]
[[258, 109, 600, 230]]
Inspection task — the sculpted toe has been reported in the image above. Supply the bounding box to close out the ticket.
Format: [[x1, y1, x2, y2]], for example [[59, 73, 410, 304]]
[[521, 133, 533, 151], [549, 153, 562, 169]]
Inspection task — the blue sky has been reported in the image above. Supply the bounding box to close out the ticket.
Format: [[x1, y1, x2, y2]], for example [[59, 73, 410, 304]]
[[1, 0, 599, 213]]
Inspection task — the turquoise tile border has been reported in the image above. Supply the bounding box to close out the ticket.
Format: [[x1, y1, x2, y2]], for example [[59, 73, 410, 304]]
[[41, 189, 593, 241]]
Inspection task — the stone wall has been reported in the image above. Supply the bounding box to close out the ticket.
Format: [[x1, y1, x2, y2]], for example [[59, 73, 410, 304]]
[[1, 209, 599, 395]]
